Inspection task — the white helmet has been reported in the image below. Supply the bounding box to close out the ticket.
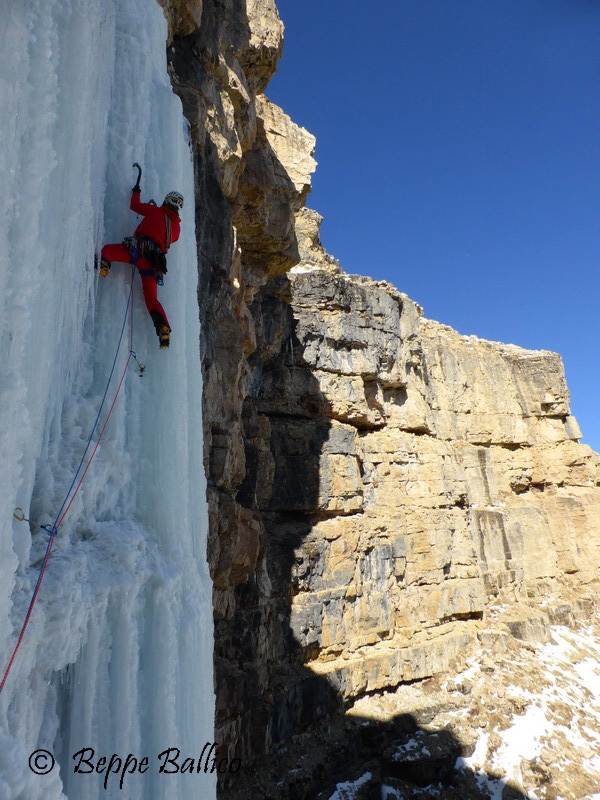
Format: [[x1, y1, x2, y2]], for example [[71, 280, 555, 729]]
[[164, 191, 184, 212]]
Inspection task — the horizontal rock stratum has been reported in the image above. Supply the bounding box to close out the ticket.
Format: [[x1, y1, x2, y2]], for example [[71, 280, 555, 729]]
[[251, 262, 600, 681], [282, 265, 600, 687]]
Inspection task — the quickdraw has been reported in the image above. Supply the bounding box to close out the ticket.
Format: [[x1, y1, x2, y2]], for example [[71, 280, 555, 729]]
[[14, 508, 59, 537]]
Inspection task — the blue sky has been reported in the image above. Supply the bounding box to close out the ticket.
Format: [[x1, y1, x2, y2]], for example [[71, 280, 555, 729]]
[[267, 1, 600, 452]]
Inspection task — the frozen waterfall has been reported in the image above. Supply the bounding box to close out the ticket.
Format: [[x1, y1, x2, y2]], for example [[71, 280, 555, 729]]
[[0, 1, 215, 798]]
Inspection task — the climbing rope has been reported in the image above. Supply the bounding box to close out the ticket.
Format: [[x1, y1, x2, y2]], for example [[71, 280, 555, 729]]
[[0, 266, 139, 694]]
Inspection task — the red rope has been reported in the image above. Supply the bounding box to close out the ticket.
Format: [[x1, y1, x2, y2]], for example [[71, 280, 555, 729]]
[[56, 353, 132, 530], [0, 533, 58, 693], [0, 275, 137, 693]]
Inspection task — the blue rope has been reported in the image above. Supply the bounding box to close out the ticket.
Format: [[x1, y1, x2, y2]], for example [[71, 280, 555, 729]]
[[49, 266, 135, 531], [0, 266, 138, 693]]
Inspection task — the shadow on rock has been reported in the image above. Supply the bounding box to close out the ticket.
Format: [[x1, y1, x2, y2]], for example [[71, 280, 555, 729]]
[[213, 274, 531, 800]]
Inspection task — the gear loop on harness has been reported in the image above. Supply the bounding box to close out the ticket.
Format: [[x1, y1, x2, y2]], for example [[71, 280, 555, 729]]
[[122, 236, 139, 264]]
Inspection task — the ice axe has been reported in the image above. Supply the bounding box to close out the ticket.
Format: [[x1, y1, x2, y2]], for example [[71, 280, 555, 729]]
[[132, 162, 142, 192]]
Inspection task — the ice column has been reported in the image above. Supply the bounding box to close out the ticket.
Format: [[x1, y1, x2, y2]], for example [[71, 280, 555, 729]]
[[0, 1, 215, 798]]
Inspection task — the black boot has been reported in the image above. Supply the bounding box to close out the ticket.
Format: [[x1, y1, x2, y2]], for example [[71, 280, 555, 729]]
[[150, 311, 165, 333], [150, 311, 171, 348]]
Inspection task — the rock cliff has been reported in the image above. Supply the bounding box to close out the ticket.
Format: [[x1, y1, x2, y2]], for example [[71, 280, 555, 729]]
[[162, 1, 600, 798]]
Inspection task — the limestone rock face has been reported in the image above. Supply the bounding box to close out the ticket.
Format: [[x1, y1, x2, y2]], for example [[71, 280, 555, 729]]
[[157, 0, 202, 38], [235, 96, 316, 276], [253, 266, 600, 704], [160, 1, 600, 798], [294, 207, 342, 273]]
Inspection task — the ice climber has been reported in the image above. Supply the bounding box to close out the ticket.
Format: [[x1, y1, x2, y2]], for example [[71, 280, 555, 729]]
[[98, 182, 184, 349]]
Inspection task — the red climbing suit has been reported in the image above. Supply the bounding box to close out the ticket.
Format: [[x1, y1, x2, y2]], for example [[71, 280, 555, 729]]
[[101, 190, 181, 330]]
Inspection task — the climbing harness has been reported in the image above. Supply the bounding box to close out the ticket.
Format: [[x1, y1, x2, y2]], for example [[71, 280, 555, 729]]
[[137, 235, 168, 276], [123, 235, 167, 286], [0, 265, 141, 694]]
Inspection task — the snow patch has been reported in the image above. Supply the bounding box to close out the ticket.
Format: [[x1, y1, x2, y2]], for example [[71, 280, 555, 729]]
[[328, 771, 372, 800]]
